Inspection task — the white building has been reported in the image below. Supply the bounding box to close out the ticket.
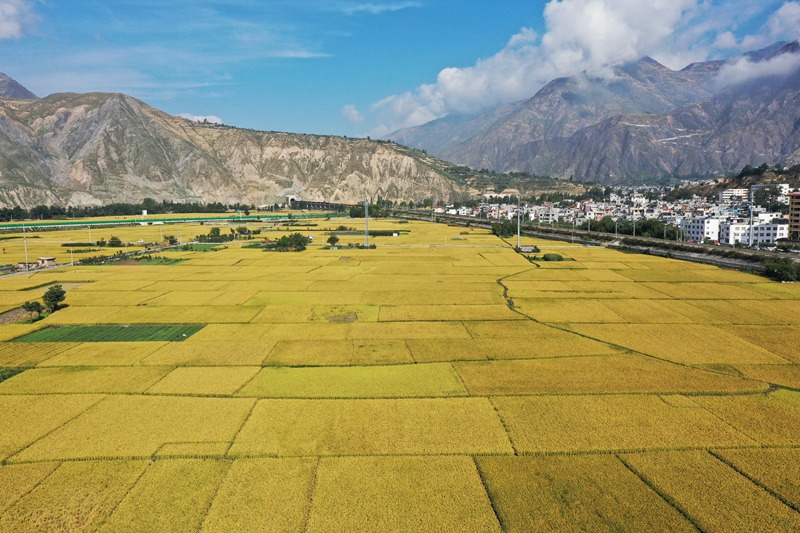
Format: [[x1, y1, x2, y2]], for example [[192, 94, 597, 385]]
[[719, 220, 789, 245], [680, 217, 721, 243], [718, 188, 749, 202]]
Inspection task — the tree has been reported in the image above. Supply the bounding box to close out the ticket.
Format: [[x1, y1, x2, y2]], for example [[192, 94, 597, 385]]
[[327, 234, 340, 247], [22, 300, 43, 317], [108, 236, 123, 247], [43, 284, 66, 313]]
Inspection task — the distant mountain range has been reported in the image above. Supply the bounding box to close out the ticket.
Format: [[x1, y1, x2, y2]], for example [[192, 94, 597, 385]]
[[0, 86, 475, 208], [386, 42, 800, 185]]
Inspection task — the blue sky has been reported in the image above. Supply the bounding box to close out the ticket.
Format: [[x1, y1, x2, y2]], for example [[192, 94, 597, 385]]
[[0, 1, 797, 137]]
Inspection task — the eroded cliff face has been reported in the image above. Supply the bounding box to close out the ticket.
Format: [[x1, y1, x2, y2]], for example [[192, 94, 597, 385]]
[[0, 92, 463, 208]]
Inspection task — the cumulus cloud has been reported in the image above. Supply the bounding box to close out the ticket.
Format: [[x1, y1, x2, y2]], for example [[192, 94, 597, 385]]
[[715, 48, 800, 88], [341, 104, 364, 123], [371, 0, 798, 135], [765, 1, 800, 40], [0, 0, 36, 39], [713, 1, 800, 51], [373, 0, 700, 134], [178, 113, 223, 124]]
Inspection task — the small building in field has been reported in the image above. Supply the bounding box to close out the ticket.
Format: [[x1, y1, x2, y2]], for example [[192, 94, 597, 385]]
[[37, 257, 56, 268]]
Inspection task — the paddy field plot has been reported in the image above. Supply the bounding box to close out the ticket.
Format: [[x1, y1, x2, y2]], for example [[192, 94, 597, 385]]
[[476, 455, 694, 532], [622, 451, 800, 531], [0, 218, 799, 530]]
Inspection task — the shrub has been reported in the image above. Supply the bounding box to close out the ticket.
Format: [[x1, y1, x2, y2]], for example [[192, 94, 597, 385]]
[[763, 258, 800, 282], [542, 253, 564, 261]]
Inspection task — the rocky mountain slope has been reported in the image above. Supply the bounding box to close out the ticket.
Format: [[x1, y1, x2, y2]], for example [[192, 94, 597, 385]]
[[0, 73, 37, 100], [0, 87, 471, 208], [386, 42, 799, 184]]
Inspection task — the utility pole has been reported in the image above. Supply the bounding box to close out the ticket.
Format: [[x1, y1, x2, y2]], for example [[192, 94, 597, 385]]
[[749, 192, 754, 247], [516, 195, 521, 249], [364, 197, 370, 248], [23, 223, 29, 278]]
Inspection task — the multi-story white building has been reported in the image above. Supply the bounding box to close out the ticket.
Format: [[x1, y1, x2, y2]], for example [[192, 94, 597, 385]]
[[719, 220, 789, 245], [718, 188, 749, 202], [680, 217, 721, 243]]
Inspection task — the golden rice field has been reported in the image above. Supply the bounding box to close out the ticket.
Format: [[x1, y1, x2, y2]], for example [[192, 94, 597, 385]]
[[0, 216, 798, 531]]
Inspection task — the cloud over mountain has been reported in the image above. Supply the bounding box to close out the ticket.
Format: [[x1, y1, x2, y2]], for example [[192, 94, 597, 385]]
[[372, 0, 798, 135]]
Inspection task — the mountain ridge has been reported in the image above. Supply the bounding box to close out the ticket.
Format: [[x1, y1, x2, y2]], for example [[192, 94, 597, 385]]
[[0, 90, 473, 208], [386, 42, 799, 184]]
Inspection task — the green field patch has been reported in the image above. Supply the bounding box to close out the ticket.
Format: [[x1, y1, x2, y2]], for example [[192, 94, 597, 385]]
[[12, 324, 205, 342], [0, 367, 26, 384]]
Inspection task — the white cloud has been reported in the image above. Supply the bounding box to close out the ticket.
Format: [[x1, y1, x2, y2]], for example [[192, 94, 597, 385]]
[[178, 113, 223, 124], [341, 104, 364, 123], [0, 0, 36, 39], [710, 1, 800, 51], [372, 0, 794, 135], [765, 1, 800, 39], [374, 0, 704, 133], [715, 49, 800, 88], [335, 2, 422, 16]]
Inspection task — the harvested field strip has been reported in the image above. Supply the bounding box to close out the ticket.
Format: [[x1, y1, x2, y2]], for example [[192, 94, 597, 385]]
[[12, 324, 205, 342], [621, 450, 800, 531], [476, 455, 694, 532]]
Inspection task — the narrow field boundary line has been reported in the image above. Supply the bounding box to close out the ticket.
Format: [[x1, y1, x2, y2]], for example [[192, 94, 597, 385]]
[[707, 449, 800, 513], [91, 459, 151, 532], [197, 460, 235, 531], [223, 399, 259, 457], [493, 273, 710, 372], [615, 453, 706, 533], [5, 445, 800, 466], [488, 397, 518, 456], [0, 387, 775, 400], [301, 457, 321, 533], [229, 368, 263, 396], [471, 456, 506, 532]]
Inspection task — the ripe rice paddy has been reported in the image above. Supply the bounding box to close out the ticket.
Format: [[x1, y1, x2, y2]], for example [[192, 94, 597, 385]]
[[0, 217, 798, 530]]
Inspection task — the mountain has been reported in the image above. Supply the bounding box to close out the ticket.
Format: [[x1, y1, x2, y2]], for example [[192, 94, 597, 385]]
[[0, 73, 37, 100], [386, 42, 798, 184], [0, 92, 470, 208]]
